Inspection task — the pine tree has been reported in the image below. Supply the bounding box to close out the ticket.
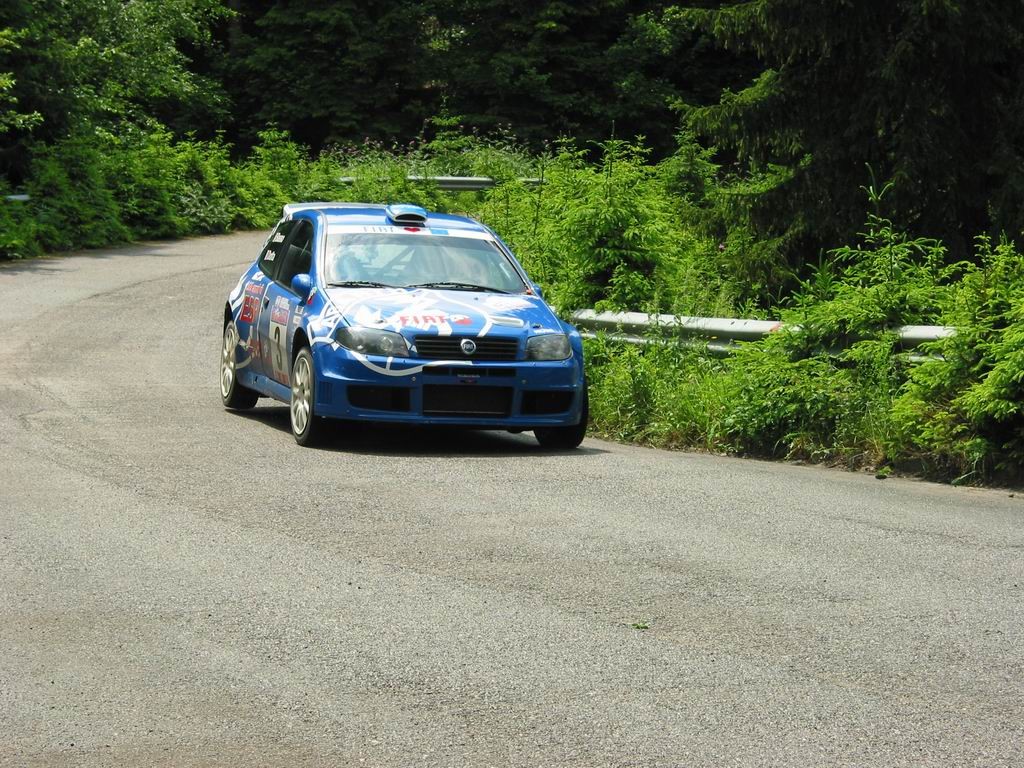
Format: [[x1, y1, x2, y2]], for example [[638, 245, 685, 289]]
[[667, 0, 1024, 269], [435, 0, 663, 147], [223, 1, 441, 150]]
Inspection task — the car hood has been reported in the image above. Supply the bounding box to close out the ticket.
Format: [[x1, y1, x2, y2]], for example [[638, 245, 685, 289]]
[[323, 286, 564, 338]]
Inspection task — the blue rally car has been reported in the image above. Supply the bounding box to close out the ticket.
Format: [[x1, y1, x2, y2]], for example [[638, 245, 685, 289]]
[[221, 203, 588, 448]]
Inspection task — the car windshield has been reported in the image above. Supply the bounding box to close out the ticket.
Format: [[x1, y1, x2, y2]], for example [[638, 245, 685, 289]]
[[324, 231, 527, 293]]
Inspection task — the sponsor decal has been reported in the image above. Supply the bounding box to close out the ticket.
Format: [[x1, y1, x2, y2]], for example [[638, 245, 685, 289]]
[[270, 295, 290, 325], [326, 224, 493, 240], [263, 249, 276, 262], [240, 295, 259, 324], [239, 280, 266, 324], [272, 233, 286, 243], [395, 313, 472, 328]]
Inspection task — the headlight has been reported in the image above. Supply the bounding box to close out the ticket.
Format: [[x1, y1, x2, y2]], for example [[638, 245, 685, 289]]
[[526, 333, 571, 361], [336, 327, 410, 357]]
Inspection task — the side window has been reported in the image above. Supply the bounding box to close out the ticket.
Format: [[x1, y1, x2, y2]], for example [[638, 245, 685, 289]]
[[276, 220, 314, 290], [258, 220, 296, 279]]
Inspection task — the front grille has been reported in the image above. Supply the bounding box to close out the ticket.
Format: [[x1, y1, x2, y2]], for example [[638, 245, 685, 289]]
[[422, 385, 513, 417], [347, 385, 411, 412], [413, 335, 519, 361], [521, 390, 574, 415]]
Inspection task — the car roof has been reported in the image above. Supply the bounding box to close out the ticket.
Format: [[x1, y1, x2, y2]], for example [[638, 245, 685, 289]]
[[283, 202, 490, 233]]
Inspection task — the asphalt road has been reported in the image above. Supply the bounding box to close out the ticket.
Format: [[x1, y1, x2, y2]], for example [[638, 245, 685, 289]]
[[1, 233, 1022, 767]]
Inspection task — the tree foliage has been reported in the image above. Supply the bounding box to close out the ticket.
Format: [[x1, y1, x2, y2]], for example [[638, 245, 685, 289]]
[[435, 1, 657, 147], [220, 1, 440, 149], [0, 0, 228, 180], [659, 0, 1024, 269], [0, 28, 39, 136], [212, 0, 743, 155]]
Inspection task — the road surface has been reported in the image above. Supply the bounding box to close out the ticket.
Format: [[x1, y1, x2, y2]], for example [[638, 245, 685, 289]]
[[1, 233, 1021, 766]]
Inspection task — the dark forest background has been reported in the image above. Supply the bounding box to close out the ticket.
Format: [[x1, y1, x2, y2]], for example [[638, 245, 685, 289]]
[[3, 1, 1023, 262]]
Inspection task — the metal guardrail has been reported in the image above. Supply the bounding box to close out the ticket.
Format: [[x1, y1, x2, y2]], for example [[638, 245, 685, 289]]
[[338, 176, 540, 191], [571, 309, 956, 356], [4, 194, 29, 202]]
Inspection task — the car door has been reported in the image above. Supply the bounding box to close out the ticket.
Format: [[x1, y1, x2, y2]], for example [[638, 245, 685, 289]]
[[258, 219, 314, 387], [246, 219, 297, 381], [233, 219, 294, 380]]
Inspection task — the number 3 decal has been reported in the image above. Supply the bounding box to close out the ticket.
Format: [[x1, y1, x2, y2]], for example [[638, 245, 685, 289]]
[[273, 326, 285, 373], [269, 306, 291, 385]]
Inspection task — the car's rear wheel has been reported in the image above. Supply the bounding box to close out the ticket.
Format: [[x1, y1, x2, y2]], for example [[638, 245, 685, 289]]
[[534, 383, 588, 450], [291, 346, 326, 446], [221, 321, 259, 410]]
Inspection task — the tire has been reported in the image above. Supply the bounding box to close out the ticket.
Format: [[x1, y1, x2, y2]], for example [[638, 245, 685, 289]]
[[221, 321, 259, 410], [290, 346, 326, 446], [534, 382, 588, 450]]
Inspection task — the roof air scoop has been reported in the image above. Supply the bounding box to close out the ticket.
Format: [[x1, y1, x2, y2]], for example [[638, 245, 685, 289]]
[[385, 204, 428, 227]]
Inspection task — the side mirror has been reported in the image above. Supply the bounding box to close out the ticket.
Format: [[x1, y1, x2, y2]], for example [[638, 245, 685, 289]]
[[530, 282, 545, 300], [291, 273, 312, 301]]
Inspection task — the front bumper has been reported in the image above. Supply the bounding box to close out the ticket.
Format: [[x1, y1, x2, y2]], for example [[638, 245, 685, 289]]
[[311, 344, 585, 428]]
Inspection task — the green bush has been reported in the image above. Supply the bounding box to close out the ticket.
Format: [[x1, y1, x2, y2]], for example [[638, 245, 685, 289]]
[[169, 136, 237, 234], [890, 237, 1024, 481], [474, 139, 733, 316], [583, 190, 1024, 481], [2, 128, 312, 254], [27, 135, 129, 251], [586, 335, 728, 449], [0, 181, 38, 259], [101, 128, 186, 239]]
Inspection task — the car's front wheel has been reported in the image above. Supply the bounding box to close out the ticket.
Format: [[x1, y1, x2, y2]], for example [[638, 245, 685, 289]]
[[534, 383, 588, 450], [290, 346, 326, 446], [221, 321, 259, 410]]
